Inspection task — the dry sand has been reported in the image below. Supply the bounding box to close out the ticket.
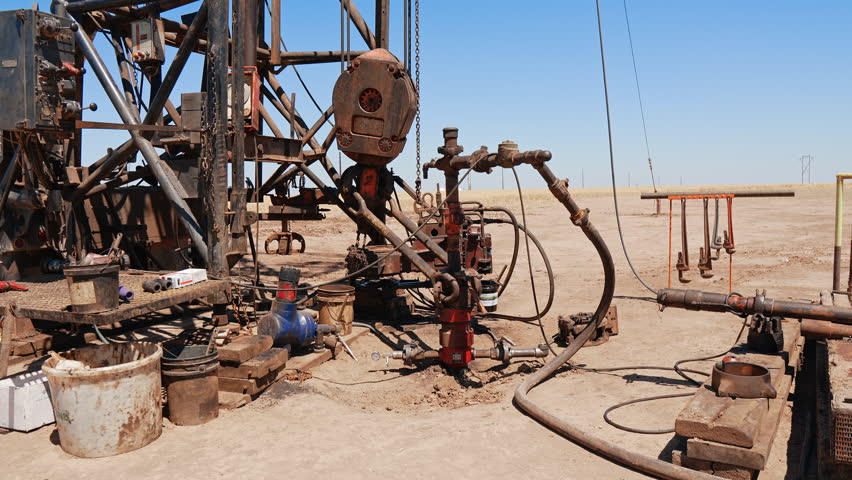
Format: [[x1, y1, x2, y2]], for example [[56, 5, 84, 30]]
[[1, 182, 840, 479]]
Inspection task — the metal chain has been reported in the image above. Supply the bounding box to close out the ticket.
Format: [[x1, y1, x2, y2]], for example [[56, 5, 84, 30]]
[[413, 0, 422, 202]]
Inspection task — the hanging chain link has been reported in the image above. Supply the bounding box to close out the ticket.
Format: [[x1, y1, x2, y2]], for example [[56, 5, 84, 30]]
[[413, 0, 422, 202]]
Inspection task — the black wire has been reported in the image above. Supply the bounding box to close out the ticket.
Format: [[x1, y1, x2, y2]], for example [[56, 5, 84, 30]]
[[622, 0, 652, 165], [595, 0, 657, 296], [585, 314, 750, 434], [511, 167, 554, 356]]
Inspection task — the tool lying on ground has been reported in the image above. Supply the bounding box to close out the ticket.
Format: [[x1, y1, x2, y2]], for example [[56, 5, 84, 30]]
[[0, 282, 28, 294]]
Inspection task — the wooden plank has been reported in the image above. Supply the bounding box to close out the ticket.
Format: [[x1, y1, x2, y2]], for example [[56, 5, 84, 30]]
[[283, 327, 369, 372], [218, 335, 273, 364], [219, 363, 288, 396], [687, 372, 793, 470], [10, 334, 53, 357], [218, 347, 289, 379], [672, 450, 755, 480], [676, 353, 784, 448], [675, 320, 799, 448]]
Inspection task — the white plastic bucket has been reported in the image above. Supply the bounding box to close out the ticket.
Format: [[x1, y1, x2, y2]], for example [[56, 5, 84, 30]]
[[43, 342, 163, 458]]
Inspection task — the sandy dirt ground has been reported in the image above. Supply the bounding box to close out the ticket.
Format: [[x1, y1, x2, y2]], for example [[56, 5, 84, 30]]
[[0, 182, 841, 479]]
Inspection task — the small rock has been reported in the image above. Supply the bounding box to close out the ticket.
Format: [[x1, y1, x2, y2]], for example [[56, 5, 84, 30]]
[[517, 363, 533, 374], [433, 383, 441, 392], [386, 406, 393, 411]]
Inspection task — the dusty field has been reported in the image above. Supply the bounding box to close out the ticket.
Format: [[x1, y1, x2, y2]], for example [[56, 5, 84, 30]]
[[1, 182, 841, 479]]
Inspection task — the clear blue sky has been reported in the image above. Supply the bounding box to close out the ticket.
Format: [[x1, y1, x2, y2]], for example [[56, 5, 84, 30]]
[[32, 1, 851, 190]]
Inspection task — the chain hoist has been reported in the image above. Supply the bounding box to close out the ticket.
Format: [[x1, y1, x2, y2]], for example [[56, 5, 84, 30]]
[[413, 0, 422, 202]]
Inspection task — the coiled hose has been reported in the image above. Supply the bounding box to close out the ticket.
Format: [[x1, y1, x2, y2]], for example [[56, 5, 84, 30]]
[[512, 199, 719, 480], [480, 218, 555, 323]]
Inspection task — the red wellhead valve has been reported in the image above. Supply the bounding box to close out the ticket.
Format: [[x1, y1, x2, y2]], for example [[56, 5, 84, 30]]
[[331, 49, 417, 166]]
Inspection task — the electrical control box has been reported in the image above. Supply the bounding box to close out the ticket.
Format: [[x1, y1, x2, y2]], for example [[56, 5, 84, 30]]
[[129, 18, 165, 64], [0, 9, 81, 131]]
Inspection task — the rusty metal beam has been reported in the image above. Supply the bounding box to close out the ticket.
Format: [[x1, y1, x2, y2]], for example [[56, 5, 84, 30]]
[[640, 190, 795, 200], [375, 0, 389, 49]]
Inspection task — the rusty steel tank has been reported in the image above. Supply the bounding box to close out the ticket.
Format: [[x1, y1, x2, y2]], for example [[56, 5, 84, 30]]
[[332, 48, 417, 166]]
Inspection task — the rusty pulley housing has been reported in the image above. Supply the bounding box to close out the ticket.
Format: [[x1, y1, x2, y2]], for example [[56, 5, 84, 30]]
[[332, 49, 416, 166]]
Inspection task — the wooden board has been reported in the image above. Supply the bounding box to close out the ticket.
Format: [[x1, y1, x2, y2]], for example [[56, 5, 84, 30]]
[[218, 347, 289, 379], [219, 364, 287, 396], [687, 374, 793, 470], [283, 326, 369, 372], [671, 450, 754, 480], [0, 274, 229, 325], [675, 320, 799, 448], [218, 335, 273, 364]]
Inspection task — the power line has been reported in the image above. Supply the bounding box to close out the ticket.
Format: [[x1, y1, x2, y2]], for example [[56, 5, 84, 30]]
[[622, 0, 657, 193], [595, 0, 657, 295]]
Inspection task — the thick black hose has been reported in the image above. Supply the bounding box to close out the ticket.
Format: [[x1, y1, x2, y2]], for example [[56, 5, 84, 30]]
[[513, 193, 717, 479]]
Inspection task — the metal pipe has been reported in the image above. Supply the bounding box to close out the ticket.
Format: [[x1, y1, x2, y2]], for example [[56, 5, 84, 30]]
[[801, 319, 852, 339], [657, 288, 852, 325], [339, 0, 377, 50], [144, 1, 208, 126], [640, 190, 795, 200], [350, 192, 453, 296], [387, 202, 449, 264], [300, 105, 333, 148], [206, 0, 230, 275], [63, 4, 209, 263], [0, 147, 21, 216], [375, 0, 389, 50], [835, 175, 845, 291], [65, 0, 160, 13], [270, 0, 281, 65], [230, 0, 247, 244], [85, 166, 151, 197]]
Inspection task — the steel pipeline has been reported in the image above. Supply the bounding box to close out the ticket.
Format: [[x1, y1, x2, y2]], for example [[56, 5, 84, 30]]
[[657, 288, 852, 325]]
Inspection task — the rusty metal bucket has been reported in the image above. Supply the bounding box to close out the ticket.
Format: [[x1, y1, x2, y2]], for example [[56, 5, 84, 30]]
[[42, 342, 163, 458], [316, 284, 355, 335], [63, 264, 119, 313], [161, 345, 219, 426]]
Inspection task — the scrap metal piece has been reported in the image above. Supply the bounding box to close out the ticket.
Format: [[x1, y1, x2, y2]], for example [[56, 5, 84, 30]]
[[264, 231, 306, 255], [711, 361, 777, 399], [557, 306, 619, 347], [747, 314, 784, 354]]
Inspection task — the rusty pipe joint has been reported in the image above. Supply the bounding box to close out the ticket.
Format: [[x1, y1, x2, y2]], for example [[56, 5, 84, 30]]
[[372, 343, 439, 366], [475, 339, 548, 364]]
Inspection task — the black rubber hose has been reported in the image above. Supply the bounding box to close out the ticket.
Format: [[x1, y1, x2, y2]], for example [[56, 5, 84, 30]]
[[479, 218, 555, 322], [513, 197, 718, 479]]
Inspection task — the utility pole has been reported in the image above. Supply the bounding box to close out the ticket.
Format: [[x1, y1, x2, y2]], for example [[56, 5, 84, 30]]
[[800, 155, 814, 184], [581, 168, 585, 188]]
